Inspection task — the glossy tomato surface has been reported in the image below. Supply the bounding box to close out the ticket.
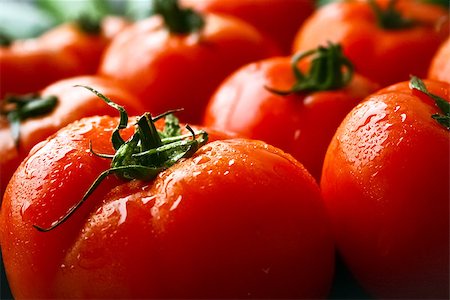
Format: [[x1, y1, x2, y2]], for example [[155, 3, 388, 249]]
[[181, 0, 314, 53], [99, 13, 280, 124], [0, 16, 129, 98], [0, 115, 334, 298], [293, 0, 448, 86], [0, 76, 143, 196], [321, 79, 450, 298], [204, 56, 378, 180]]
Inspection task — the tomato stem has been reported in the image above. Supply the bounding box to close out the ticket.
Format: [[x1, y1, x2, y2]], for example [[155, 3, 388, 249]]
[[409, 76, 450, 130], [0, 94, 58, 148], [75, 13, 102, 35], [152, 0, 205, 34], [369, 0, 414, 30], [33, 86, 208, 232], [266, 42, 354, 95]]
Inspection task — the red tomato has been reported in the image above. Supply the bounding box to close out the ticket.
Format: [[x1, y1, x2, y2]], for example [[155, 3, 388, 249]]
[[181, 0, 314, 53], [0, 75, 143, 196], [429, 36, 450, 83], [0, 16, 129, 98], [0, 107, 334, 298], [204, 44, 379, 180], [99, 2, 280, 124], [293, 0, 448, 86], [321, 78, 450, 298]]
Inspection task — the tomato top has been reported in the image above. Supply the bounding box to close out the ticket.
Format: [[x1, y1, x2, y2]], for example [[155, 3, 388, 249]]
[[321, 78, 449, 298], [293, 0, 448, 86], [0, 76, 143, 196], [99, 4, 280, 124]]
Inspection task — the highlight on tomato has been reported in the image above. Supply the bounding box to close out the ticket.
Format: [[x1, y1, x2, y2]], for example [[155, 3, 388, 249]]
[[0, 16, 129, 98], [99, 0, 280, 124], [0, 87, 334, 298], [293, 0, 448, 86], [180, 0, 315, 54], [0, 75, 143, 196], [321, 77, 449, 298], [204, 42, 379, 180], [428, 36, 450, 83]]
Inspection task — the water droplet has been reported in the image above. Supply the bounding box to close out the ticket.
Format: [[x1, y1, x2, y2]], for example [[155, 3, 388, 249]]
[[142, 195, 156, 205], [228, 159, 235, 166], [194, 155, 210, 165], [169, 195, 182, 211], [400, 113, 406, 122]]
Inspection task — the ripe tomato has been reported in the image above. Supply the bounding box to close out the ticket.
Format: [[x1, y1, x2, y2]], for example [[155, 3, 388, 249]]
[[0, 16, 129, 98], [293, 0, 448, 86], [321, 78, 449, 298], [99, 0, 280, 124], [0, 95, 334, 298], [181, 0, 314, 53], [428, 36, 450, 83], [0, 75, 143, 196], [204, 43, 379, 180]]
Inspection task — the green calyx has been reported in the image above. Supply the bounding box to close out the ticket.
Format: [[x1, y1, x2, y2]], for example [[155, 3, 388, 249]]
[[0, 94, 58, 148], [75, 13, 102, 35], [266, 42, 354, 95], [0, 32, 12, 47], [369, 0, 414, 30], [152, 0, 205, 34], [33, 85, 208, 232], [409, 76, 450, 130]]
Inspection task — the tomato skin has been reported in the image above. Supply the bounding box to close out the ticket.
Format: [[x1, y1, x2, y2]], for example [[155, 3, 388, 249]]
[[428, 37, 450, 83], [181, 0, 314, 54], [321, 80, 450, 298], [293, 0, 448, 86], [99, 14, 280, 124], [0, 17, 129, 98], [204, 56, 379, 180], [0, 75, 143, 196], [1, 116, 334, 298]]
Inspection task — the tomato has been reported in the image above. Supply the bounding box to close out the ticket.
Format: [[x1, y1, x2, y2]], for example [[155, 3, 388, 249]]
[[321, 78, 450, 298], [428, 36, 450, 83], [0, 92, 334, 298], [181, 0, 314, 54], [204, 43, 379, 180], [0, 16, 129, 98], [0, 75, 143, 196], [99, 0, 280, 124], [293, 0, 448, 86]]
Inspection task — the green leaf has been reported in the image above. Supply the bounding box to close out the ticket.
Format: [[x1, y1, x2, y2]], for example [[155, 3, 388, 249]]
[[126, 0, 155, 20], [316, 0, 340, 7]]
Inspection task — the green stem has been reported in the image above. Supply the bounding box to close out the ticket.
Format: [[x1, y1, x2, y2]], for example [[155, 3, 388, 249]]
[[34, 86, 208, 232], [368, 0, 414, 30], [75, 13, 102, 35], [266, 42, 354, 95], [152, 0, 205, 34], [409, 76, 450, 130], [0, 94, 58, 148]]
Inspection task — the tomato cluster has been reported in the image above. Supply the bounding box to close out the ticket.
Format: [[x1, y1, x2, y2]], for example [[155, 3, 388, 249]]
[[1, 0, 449, 299]]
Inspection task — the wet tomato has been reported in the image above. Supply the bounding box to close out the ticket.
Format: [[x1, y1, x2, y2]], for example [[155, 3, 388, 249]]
[[0, 92, 334, 298], [321, 78, 450, 298]]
